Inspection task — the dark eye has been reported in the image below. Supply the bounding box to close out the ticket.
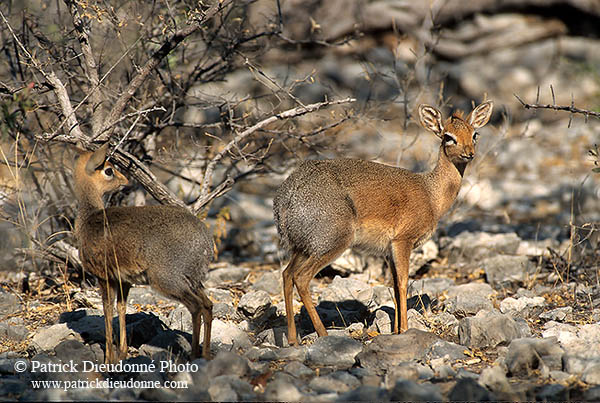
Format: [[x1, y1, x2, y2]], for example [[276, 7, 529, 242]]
[[444, 133, 457, 145], [103, 167, 114, 177], [473, 132, 480, 142]]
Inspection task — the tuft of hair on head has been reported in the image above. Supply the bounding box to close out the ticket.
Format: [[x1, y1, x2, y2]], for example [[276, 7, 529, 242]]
[[451, 110, 465, 120]]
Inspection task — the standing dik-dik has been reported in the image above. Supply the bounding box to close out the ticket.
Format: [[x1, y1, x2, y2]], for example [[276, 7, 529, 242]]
[[274, 101, 493, 345], [73, 144, 214, 363]]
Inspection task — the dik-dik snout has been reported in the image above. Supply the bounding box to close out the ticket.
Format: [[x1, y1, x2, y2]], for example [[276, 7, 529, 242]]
[[274, 100, 493, 346], [94, 163, 129, 193]]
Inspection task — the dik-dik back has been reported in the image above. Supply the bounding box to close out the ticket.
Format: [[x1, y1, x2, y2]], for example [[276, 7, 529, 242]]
[[77, 204, 213, 289], [73, 144, 214, 362], [274, 158, 435, 258]]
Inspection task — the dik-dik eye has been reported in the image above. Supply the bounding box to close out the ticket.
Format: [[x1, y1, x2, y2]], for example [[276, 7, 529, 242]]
[[102, 167, 114, 179], [443, 132, 457, 145], [473, 132, 480, 143]]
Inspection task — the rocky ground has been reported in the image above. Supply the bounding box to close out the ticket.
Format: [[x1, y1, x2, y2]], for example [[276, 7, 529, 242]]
[[1, 216, 599, 401], [2, 105, 599, 400]]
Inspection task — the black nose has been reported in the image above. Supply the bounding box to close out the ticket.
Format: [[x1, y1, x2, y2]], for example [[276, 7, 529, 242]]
[[461, 153, 474, 161]]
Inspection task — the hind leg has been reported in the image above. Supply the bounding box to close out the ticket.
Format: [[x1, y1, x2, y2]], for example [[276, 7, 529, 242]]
[[188, 290, 213, 360], [198, 290, 213, 359], [292, 245, 349, 340], [283, 252, 306, 346], [191, 309, 201, 359], [147, 264, 213, 359]]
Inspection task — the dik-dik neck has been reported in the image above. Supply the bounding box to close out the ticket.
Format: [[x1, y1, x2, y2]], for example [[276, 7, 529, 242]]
[[74, 180, 105, 234], [425, 144, 466, 220]]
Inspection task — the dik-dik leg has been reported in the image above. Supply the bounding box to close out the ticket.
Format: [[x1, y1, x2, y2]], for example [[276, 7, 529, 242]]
[[288, 247, 347, 345], [282, 253, 307, 346], [98, 280, 117, 363], [391, 240, 411, 333], [200, 298, 213, 359], [116, 282, 131, 361], [190, 290, 213, 359]]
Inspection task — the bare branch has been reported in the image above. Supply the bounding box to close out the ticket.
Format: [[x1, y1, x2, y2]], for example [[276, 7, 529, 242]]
[[514, 93, 600, 119], [243, 56, 306, 108], [0, 9, 86, 140], [192, 176, 235, 214], [20, 1, 233, 211], [96, 1, 230, 142], [64, 0, 104, 137], [108, 114, 143, 160], [40, 34, 143, 140], [193, 97, 356, 214], [34, 132, 187, 208], [24, 239, 83, 271], [110, 148, 187, 208]]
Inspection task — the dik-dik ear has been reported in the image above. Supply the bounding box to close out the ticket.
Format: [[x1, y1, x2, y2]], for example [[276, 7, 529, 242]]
[[468, 101, 493, 129], [85, 143, 109, 175], [418, 104, 444, 138]]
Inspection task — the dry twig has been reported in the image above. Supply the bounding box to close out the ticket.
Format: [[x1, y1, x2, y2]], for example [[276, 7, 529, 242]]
[[514, 93, 600, 120], [194, 97, 356, 213]]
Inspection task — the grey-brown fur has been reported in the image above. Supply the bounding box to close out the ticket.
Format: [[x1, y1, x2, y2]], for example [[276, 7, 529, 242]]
[[273, 101, 494, 345], [73, 144, 214, 363], [274, 158, 436, 257]]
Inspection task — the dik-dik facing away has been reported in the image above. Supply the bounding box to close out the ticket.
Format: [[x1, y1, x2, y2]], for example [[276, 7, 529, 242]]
[[73, 144, 214, 363], [274, 101, 493, 345]]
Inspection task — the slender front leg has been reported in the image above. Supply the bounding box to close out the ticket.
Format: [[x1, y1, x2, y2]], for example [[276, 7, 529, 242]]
[[99, 280, 117, 364], [391, 241, 411, 333], [116, 282, 131, 361], [387, 258, 400, 333]]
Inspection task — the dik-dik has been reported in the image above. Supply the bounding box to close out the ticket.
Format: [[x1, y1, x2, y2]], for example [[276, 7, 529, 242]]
[[73, 144, 214, 363], [274, 101, 493, 345]]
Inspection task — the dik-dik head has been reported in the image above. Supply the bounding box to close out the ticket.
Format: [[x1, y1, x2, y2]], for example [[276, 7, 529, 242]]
[[418, 101, 493, 165], [75, 144, 128, 200]]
